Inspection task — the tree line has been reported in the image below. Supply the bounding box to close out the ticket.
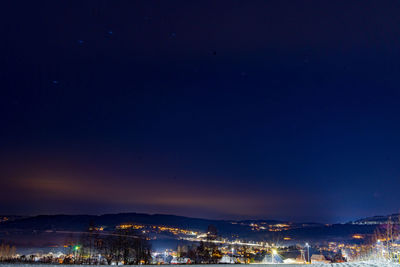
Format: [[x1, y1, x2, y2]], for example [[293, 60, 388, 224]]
[[0, 243, 16, 262], [70, 223, 151, 265]]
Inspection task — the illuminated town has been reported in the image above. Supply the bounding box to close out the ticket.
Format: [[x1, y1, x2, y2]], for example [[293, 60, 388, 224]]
[[1, 214, 400, 266], [2, 1, 400, 267]]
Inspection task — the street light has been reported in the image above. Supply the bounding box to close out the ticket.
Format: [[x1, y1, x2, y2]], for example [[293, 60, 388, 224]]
[[73, 245, 80, 264], [271, 249, 277, 263], [305, 243, 310, 263], [377, 240, 384, 259]]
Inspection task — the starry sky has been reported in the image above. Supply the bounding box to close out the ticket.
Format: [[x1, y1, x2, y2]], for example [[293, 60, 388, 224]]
[[1, 1, 400, 223]]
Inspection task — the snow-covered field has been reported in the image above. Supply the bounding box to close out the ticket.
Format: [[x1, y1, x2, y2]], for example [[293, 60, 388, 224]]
[[0, 262, 399, 267], [191, 263, 400, 266]]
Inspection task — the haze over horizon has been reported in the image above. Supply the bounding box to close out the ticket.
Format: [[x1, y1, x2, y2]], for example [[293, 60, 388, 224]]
[[3, 210, 398, 225], [2, 1, 400, 223]]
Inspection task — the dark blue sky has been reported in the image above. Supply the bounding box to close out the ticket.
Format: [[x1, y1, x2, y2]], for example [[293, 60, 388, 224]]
[[1, 1, 400, 223]]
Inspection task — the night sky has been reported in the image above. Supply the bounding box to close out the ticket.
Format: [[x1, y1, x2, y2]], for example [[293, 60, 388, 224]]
[[1, 1, 400, 223]]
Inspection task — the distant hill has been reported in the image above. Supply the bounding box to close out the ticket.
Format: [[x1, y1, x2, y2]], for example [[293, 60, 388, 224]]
[[351, 214, 400, 225], [0, 212, 251, 235], [0, 215, 25, 222], [0, 212, 381, 248], [0, 212, 254, 247]]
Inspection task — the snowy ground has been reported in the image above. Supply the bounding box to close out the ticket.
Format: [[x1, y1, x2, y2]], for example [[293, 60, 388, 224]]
[[0, 262, 399, 267]]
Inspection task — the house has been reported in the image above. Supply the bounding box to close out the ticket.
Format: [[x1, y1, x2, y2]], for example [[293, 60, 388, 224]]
[[311, 254, 330, 264]]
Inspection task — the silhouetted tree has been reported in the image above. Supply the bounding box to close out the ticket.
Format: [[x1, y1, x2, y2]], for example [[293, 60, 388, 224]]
[[0, 243, 16, 261], [207, 224, 218, 240], [95, 227, 151, 265], [196, 241, 211, 263]]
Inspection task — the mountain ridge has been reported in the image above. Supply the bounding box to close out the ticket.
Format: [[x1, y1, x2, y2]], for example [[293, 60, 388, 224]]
[[0, 212, 387, 248]]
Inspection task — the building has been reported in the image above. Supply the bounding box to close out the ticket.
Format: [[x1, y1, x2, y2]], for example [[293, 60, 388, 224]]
[[311, 254, 330, 264]]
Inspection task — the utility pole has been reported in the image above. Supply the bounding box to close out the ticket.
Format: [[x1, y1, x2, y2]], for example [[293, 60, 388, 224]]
[[305, 243, 310, 263], [387, 217, 392, 260], [300, 249, 305, 263]]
